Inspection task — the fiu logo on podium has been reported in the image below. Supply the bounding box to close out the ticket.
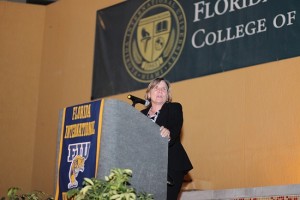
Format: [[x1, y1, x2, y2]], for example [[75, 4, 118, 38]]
[[123, 0, 186, 82], [67, 142, 91, 189]]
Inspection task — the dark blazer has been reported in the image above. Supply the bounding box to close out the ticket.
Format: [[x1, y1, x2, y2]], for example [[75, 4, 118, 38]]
[[141, 102, 193, 172]]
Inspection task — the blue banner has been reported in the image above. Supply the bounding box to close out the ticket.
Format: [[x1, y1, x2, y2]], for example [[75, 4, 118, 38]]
[[92, 0, 300, 99], [55, 100, 103, 200]]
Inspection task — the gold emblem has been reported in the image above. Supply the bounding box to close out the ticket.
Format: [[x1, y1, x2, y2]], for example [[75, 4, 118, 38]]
[[123, 0, 186, 82], [137, 11, 171, 71]]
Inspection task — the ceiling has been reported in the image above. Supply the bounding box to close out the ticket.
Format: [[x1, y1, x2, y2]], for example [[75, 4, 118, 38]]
[[2, 0, 57, 5]]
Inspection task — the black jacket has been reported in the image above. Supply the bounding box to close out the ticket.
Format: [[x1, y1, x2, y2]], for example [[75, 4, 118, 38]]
[[141, 102, 193, 172]]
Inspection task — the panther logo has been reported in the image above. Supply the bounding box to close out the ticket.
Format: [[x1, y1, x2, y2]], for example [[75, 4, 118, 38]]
[[68, 155, 85, 189]]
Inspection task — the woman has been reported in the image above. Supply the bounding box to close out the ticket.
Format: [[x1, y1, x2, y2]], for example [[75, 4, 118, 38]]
[[141, 77, 193, 200]]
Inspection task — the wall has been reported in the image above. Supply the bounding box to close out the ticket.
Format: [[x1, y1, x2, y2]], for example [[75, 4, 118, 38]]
[[1, 0, 300, 196], [0, 1, 45, 194], [178, 57, 300, 190], [31, 0, 125, 194]]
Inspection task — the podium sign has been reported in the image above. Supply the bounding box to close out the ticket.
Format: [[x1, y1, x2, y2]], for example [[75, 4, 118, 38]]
[[55, 100, 103, 200]]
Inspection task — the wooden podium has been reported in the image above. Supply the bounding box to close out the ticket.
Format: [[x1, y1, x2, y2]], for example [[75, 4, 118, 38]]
[[55, 99, 168, 200]]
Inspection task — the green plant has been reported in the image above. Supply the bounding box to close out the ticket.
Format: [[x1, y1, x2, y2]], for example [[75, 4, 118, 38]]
[[1, 187, 53, 200], [67, 168, 154, 200]]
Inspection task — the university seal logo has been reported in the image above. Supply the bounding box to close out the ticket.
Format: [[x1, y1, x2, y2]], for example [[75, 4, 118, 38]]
[[123, 0, 186, 82]]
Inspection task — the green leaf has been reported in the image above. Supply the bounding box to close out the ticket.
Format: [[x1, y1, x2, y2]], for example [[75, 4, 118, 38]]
[[83, 178, 94, 186]]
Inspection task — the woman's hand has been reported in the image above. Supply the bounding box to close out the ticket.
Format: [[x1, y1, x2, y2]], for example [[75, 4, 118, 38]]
[[160, 126, 170, 140]]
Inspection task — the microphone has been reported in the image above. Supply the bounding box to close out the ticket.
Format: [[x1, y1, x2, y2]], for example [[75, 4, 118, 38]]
[[127, 94, 150, 107]]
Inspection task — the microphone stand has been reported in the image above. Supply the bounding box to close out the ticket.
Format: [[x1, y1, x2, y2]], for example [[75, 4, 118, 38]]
[[131, 101, 138, 107]]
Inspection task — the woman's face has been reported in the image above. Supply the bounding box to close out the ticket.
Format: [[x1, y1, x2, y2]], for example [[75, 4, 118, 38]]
[[149, 81, 169, 105]]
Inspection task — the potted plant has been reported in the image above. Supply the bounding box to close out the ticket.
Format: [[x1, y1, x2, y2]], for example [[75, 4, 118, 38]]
[[1, 168, 153, 200], [1, 187, 53, 200], [67, 168, 154, 200]]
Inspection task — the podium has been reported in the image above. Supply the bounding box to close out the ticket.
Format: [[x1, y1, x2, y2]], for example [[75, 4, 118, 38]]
[[55, 99, 168, 200]]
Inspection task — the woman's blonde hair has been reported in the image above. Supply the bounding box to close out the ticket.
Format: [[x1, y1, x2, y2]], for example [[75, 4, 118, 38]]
[[144, 77, 172, 102]]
